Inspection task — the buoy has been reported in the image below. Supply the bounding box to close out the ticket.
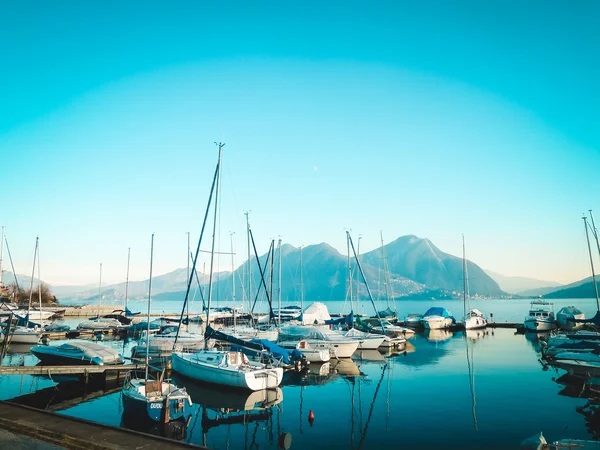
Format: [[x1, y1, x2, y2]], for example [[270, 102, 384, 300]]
[[278, 432, 292, 449], [308, 409, 315, 426]]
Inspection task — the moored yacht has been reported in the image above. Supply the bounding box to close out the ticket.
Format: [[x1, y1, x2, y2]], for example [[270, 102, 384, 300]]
[[524, 300, 556, 332]]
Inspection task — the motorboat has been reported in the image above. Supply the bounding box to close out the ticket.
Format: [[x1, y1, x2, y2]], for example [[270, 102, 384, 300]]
[[549, 351, 600, 378], [422, 307, 456, 330], [278, 325, 359, 358], [122, 372, 192, 423], [342, 327, 386, 350], [295, 339, 331, 362], [172, 350, 284, 390], [405, 313, 424, 329], [219, 324, 279, 342], [524, 300, 556, 332], [359, 317, 415, 337], [557, 306, 585, 331], [77, 317, 124, 330], [31, 341, 124, 365], [463, 309, 488, 330], [144, 326, 210, 352], [8, 326, 41, 344], [44, 322, 71, 332], [272, 305, 302, 322]]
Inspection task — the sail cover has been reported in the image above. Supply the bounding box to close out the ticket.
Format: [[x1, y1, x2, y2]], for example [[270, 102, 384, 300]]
[[301, 302, 332, 325]]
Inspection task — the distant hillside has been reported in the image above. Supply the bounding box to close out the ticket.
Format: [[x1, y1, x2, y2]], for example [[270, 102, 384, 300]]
[[361, 235, 505, 297], [543, 279, 600, 299], [484, 270, 562, 295], [526, 276, 593, 298]]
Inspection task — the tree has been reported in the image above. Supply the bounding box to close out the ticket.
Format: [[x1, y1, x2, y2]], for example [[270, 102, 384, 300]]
[[6, 282, 58, 306]]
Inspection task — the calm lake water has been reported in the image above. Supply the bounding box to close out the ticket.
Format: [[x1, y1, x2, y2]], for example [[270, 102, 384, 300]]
[[3, 298, 600, 449]]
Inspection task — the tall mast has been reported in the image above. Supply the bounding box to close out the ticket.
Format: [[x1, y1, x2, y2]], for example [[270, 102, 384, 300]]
[[347, 233, 353, 310], [278, 238, 282, 326], [347, 231, 386, 335], [583, 215, 600, 311], [125, 247, 131, 312], [270, 239, 275, 325], [300, 246, 304, 311], [0, 226, 4, 285], [26, 237, 38, 328], [462, 234, 467, 319], [245, 211, 252, 314], [205, 142, 224, 328], [589, 210, 600, 261], [145, 233, 154, 382], [380, 231, 387, 307], [38, 237, 42, 313], [186, 232, 190, 319], [230, 231, 236, 330], [98, 263, 102, 318]]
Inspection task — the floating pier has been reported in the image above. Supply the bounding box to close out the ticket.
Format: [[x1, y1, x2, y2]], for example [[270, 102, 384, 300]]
[[0, 401, 209, 449]]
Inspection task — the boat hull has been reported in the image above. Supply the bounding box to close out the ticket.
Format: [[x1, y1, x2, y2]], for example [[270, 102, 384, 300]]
[[9, 329, 41, 344], [423, 317, 453, 330], [172, 352, 283, 391], [122, 387, 190, 423], [464, 316, 488, 330], [557, 313, 585, 331], [524, 318, 556, 332]]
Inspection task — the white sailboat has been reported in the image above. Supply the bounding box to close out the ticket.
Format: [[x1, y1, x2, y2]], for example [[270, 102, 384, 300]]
[[10, 237, 41, 345], [171, 142, 283, 391], [461, 235, 488, 330]]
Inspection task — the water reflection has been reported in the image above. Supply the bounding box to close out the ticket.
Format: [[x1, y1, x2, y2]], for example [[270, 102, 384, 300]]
[[425, 329, 454, 342], [121, 414, 189, 440], [524, 331, 550, 353]]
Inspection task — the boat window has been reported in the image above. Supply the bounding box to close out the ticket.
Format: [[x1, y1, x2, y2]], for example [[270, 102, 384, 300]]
[[529, 313, 535, 316]]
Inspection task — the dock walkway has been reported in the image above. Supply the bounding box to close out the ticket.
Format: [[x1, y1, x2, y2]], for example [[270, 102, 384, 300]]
[[0, 401, 209, 450]]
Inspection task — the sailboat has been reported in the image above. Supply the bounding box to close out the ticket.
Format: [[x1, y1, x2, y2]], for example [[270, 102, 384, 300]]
[[122, 233, 192, 423], [171, 142, 283, 391], [461, 235, 488, 330], [9, 237, 41, 344]]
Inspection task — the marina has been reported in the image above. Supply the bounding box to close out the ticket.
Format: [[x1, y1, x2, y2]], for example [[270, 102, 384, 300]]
[[1, 298, 600, 448]]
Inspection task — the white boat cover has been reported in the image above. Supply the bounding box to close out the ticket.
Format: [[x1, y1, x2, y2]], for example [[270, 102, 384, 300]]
[[301, 302, 331, 325]]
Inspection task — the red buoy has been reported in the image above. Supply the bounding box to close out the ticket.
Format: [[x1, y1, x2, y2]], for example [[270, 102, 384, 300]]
[[308, 409, 315, 426]]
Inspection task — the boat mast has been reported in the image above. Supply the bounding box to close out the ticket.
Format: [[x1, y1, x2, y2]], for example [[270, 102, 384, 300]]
[[205, 142, 224, 331], [98, 263, 102, 319], [346, 232, 353, 311], [186, 232, 190, 320], [462, 234, 467, 319], [125, 247, 131, 312], [278, 237, 282, 326], [0, 226, 4, 285], [269, 239, 275, 325], [589, 210, 600, 261], [347, 231, 386, 335], [230, 231, 236, 331], [245, 212, 252, 314], [26, 237, 38, 328], [583, 215, 600, 311], [300, 245, 304, 311], [37, 237, 42, 313], [145, 233, 154, 382]]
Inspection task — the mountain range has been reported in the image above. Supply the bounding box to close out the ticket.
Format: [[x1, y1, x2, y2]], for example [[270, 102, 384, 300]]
[[7, 234, 592, 302]]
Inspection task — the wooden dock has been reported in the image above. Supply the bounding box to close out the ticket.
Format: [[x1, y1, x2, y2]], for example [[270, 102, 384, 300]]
[[0, 400, 209, 449], [0, 364, 145, 385]]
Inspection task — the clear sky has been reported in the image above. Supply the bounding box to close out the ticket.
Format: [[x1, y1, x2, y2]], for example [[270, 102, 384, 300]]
[[1, 1, 599, 286]]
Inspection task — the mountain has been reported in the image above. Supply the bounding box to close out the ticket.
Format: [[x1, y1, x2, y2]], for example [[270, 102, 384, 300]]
[[360, 235, 505, 297], [518, 276, 592, 298], [543, 280, 600, 299], [537, 276, 598, 299], [484, 270, 562, 295]]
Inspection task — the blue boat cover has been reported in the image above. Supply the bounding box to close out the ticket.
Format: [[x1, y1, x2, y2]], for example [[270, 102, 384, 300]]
[[325, 311, 354, 327], [423, 307, 453, 318]]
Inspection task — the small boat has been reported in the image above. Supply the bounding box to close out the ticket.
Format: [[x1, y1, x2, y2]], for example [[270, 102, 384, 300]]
[[219, 324, 279, 342], [295, 339, 330, 362], [342, 327, 386, 350], [144, 326, 209, 352], [77, 317, 124, 330], [278, 325, 359, 358], [9, 326, 41, 344], [557, 306, 585, 331], [405, 313, 424, 329], [523, 300, 556, 332], [128, 321, 161, 334], [122, 372, 192, 423], [31, 341, 124, 365], [464, 309, 488, 330], [360, 317, 415, 337], [44, 322, 71, 332], [272, 305, 303, 322], [422, 307, 456, 330], [374, 307, 397, 323]]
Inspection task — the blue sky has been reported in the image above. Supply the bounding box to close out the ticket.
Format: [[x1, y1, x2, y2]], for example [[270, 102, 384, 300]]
[[1, 1, 599, 285]]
